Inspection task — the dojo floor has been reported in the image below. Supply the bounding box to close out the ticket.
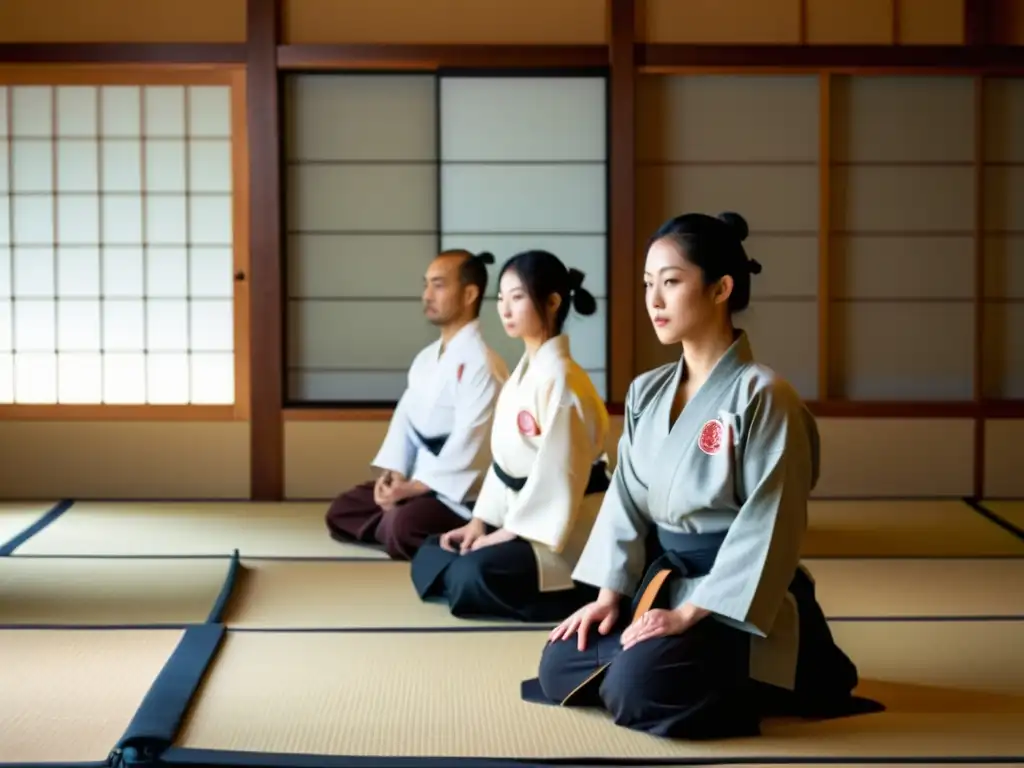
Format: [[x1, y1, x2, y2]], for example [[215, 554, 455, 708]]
[[2, 498, 1024, 768]]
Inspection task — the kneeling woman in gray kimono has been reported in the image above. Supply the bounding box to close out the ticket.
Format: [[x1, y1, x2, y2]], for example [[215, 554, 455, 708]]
[[410, 250, 612, 623], [522, 212, 879, 740]]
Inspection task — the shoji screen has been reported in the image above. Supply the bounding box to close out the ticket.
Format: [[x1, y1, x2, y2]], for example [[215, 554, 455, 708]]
[[0, 84, 236, 404], [634, 74, 821, 399], [983, 77, 1024, 401], [829, 75, 976, 401], [437, 75, 608, 398], [284, 74, 438, 403]]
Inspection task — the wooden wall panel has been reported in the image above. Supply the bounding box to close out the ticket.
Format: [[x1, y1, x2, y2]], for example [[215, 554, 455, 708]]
[[814, 418, 976, 497], [0, 0, 247, 43], [897, 0, 965, 44], [992, 0, 1024, 44], [636, 0, 802, 44], [0, 421, 250, 498], [805, 0, 894, 44], [282, 0, 607, 44], [984, 419, 1024, 497]]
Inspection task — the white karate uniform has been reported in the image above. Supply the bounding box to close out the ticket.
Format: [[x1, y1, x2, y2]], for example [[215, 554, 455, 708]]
[[372, 320, 509, 520]]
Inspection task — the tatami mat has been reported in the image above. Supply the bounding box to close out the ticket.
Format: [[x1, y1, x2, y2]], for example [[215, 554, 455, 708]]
[[13, 499, 1020, 559], [174, 621, 1024, 760], [806, 557, 1024, 618], [0, 628, 182, 764], [12, 501, 389, 559], [0, 556, 231, 626], [224, 557, 1024, 629], [224, 559, 514, 629], [804, 499, 1024, 556], [984, 500, 1024, 531], [0, 501, 59, 550]]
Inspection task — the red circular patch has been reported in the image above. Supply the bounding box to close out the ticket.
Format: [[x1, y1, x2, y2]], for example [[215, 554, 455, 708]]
[[698, 419, 724, 455], [517, 410, 540, 437]]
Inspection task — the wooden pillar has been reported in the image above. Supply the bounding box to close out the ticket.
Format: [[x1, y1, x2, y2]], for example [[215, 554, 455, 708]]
[[246, 0, 284, 500], [608, 0, 637, 405]]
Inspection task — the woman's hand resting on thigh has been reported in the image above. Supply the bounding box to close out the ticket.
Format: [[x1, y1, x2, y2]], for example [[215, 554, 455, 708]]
[[440, 518, 486, 553], [548, 589, 620, 652], [469, 526, 517, 551], [619, 603, 711, 651]]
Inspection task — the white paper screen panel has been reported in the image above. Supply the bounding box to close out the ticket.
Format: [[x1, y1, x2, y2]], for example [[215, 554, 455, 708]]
[[0, 84, 235, 406], [284, 74, 440, 403], [828, 75, 977, 401], [634, 74, 820, 399], [438, 75, 608, 400], [982, 78, 1024, 399]]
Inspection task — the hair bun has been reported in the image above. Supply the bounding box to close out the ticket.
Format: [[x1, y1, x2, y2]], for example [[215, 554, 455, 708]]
[[567, 267, 586, 291], [475, 251, 495, 265], [748, 258, 762, 275], [717, 211, 749, 242]]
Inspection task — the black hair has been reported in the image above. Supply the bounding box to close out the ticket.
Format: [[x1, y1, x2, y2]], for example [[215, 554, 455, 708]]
[[497, 250, 597, 336], [440, 249, 494, 318], [647, 211, 762, 314]]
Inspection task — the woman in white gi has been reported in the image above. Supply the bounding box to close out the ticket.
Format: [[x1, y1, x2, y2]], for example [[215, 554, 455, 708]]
[[522, 212, 879, 740], [410, 249, 611, 624]]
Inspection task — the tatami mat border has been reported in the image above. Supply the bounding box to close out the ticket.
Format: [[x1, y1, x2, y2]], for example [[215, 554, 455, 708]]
[[157, 750, 1024, 767], [967, 498, 1024, 541], [0, 499, 75, 555]]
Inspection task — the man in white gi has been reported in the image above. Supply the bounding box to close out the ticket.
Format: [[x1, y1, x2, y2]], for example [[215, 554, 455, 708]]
[[325, 250, 509, 560]]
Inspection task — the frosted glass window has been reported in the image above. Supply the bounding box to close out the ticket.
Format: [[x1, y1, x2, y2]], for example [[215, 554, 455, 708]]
[[58, 248, 101, 297], [101, 87, 141, 137], [188, 87, 231, 137], [102, 197, 143, 244], [103, 353, 146, 403], [12, 87, 52, 137], [57, 300, 101, 351], [144, 87, 186, 137], [57, 196, 100, 245], [190, 352, 234, 404], [15, 353, 57, 403], [57, 87, 98, 138], [439, 75, 609, 393], [57, 352, 103, 403], [13, 247, 54, 297], [0, 78, 238, 404], [102, 140, 142, 191], [146, 247, 189, 297], [147, 353, 190, 403], [11, 140, 52, 193], [284, 72, 440, 404], [145, 139, 187, 192], [829, 74, 978, 400], [57, 140, 99, 191]]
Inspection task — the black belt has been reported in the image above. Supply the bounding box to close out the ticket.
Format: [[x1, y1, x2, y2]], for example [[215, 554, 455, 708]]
[[491, 458, 611, 496], [629, 527, 728, 619], [410, 426, 449, 457]]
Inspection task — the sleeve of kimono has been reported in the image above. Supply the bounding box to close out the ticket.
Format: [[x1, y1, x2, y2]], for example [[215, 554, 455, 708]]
[[495, 375, 597, 553], [468, 463, 507, 528], [410, 362, 501, 502], [570, 378, 651, 595], [370, 388, 417, 476], [682, 382, 817, 637]]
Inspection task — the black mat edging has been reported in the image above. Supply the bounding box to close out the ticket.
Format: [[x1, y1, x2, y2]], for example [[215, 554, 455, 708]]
[[0, 761, 110, 768], [4, 554, 391, 562], [0, 623, 196, 630], [0, 499, 75, 556], [207, 550, 240, 624], [965, 497, 1024, 542], [109, 623, 226, 767], [157, 746, 1024, 767]]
